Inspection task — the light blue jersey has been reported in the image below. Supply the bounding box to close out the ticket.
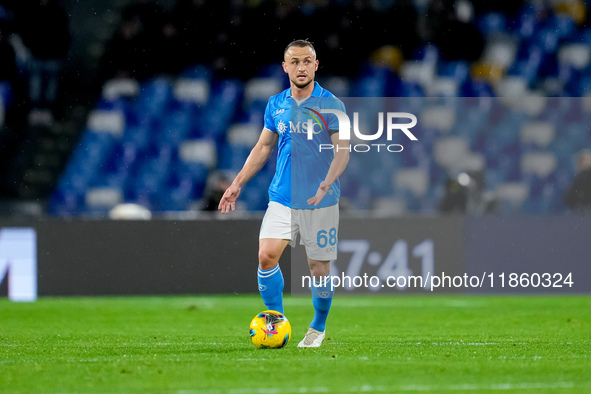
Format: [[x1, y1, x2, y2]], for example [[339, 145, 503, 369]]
[[263, 82, 345, 209]]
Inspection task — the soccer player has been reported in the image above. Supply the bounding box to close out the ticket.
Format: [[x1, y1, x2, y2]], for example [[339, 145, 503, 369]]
[[218, 40, 349, 348]]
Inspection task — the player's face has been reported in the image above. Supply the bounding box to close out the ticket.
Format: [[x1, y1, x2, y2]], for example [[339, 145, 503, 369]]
[[283, 46, 318, 89]]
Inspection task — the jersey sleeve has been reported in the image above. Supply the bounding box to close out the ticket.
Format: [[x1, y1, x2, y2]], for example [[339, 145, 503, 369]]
[[326, 98, 346, 136], [263, 99, 277, 132]]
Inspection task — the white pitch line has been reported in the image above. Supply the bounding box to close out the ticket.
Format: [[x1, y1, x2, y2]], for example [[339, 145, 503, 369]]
[[286, 299, 492, 308], [178, 388, 330, 394], [177, 381, 585, 394]]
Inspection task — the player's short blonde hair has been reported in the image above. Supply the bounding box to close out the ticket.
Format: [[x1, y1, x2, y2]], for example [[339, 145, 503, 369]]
[[284, 40, 315, 56]]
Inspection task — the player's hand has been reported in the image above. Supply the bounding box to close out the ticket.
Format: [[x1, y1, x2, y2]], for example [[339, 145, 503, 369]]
[[307, 181, 330, 206], [218, 184, 241, 214]]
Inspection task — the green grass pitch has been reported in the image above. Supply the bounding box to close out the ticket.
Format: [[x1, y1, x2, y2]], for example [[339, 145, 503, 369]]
[[1, 295, 590, 393]]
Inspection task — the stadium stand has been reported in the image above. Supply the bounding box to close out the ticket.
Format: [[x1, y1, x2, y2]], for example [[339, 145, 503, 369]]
[[4, 0, 589, 217]]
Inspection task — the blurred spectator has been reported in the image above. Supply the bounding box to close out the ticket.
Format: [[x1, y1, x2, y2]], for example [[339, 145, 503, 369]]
[[240, 0, 299, 76], [439, 177, 468, 213], [563, 149, 591, 211], [19, 0, 70, 111], [202, 172, 231, 211], [152, 15, 187, 76], [554, 0, 588, 26], [210, 0, 249, 78], [423, 0, 484, 61], [0, 1, 18, 32], [100, 12, 152, 81], [310, 0, 370, 76], [171, 0, 222, 68], [471, 0, 525, 15], [0, 22, 18, 127], [101, 0, 170, 82], [439, 172, 496, 215], [374, 0, 420, 60], [123, 0, 165, 37], [0, 23, 17, 83]]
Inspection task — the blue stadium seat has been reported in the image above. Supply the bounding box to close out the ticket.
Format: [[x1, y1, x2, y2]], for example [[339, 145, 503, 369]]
[[0, 81, 12, 109], [398, 143, 419, 167], [437, 61, 470, 83], [176, 161, 209, 187], [399, 81, 425, 97], [542, 15, 576, 40], [563, 68, 584, 96], [366, 167, 395, 198], [219, 143, 251, 171], [428, 158, 445, 187], [127, 144, 176, 205], [535, 28, 560, 54], [411, 45, 439, 63], [180, 64, 212, 81], [484, 169, 503, 191], [512, 2, 543, 39], [242, 176, 269, 211], [507, 59, 541, 85], [339, 172, 361, 202], [256, 63, 286, 79], [64, 131, 117, 185], [396, 188, 421, 212], [49, 188, 84, 216], [578, 75, 591, 96], [158, 183, 194, 211], [460, 80, 494, 97], [477, 13, 507, 36], [353, 64, 400, 97], [353, 75, 387, 97], [136, 77, 173, 119], [155, 102, 195, 144], [151, 160, 209, 211], [351, 184, 373, 210], [95, 93, 136, 122], [101, 142, 143, 186], [490, 153, 521, 182], [523, 172, 567, 214], [122, 123, 153, 150], [570, 28, 591, 45], [51, 6, 591, 216], [199, 79, 243, 143]]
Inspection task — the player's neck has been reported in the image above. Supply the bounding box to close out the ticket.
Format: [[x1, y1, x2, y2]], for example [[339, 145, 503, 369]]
[[290, 81, 315, 99]]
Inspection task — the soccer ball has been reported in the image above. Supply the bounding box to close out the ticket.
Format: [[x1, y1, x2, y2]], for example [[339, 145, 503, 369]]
[[249, 310, 291, 349]]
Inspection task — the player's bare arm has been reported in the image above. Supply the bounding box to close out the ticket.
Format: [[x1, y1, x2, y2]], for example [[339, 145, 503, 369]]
[[307, 132, 350, 206], [218, 128, 279, 214]]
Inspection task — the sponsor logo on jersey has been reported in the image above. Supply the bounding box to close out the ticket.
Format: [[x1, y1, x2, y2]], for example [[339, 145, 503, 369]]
[[277, 120, 288, 135], [303, 106, 328, 132]]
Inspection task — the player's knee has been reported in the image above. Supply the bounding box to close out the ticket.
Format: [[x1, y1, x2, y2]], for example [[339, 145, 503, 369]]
[[309, 261, 330, 278], [258, 249, 279, 270]]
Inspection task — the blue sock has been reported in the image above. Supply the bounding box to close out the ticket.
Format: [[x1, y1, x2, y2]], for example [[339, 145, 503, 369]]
[[257, 265, 284, 314], [310, 275, 333, 332]]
